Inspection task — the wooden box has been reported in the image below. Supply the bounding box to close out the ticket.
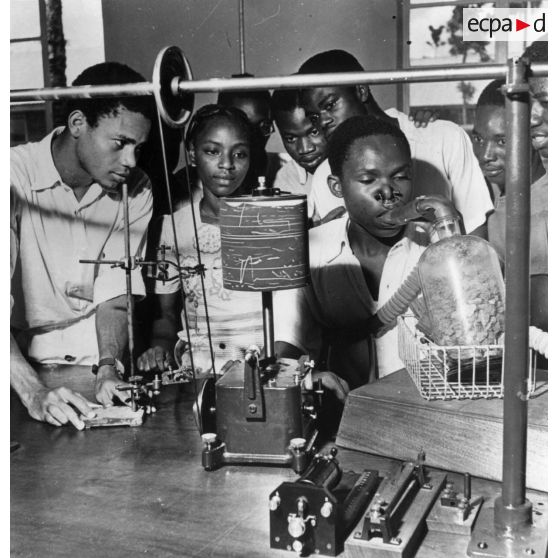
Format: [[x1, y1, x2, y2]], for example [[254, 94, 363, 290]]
[[336, 370, 547, 492]]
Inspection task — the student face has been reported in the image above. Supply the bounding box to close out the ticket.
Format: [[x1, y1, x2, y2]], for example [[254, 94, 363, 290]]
[[275, 107, 327, 173], [529, 76, 548, 166], [74, 107, 151, 192], [302, 86, 367, 140], [190, 117, 250, 197], [472, 105, 506, 188], [228, 97, 274, 145], [333, 134, 412, 238]]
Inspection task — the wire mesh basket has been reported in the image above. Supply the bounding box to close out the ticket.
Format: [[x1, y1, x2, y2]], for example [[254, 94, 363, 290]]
[[397, 315, 538, 401]]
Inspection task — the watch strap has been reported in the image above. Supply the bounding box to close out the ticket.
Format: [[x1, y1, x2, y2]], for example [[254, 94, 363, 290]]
[[92, 357, 117, 375]]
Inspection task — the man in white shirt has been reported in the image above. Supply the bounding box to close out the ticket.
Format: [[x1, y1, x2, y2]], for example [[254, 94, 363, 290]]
[[276, 116, 447, 388], [271, 89, 328, 219], [297, 49, 493, 234], [11, 62, 154, 429]]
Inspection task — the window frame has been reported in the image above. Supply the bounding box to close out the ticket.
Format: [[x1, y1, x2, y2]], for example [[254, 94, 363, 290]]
[[399, 0, 539, 114], [10, 0, 53, 142]]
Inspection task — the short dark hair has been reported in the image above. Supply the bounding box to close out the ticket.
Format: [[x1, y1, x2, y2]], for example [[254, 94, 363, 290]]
[[328, 115, 410, 177], [217, 73, 272, 107], [477, 79, 505, 108], [298, 49, 365, 74], [297, 49, 383, 113], [185, 104, 254, 148], [66, 62, 154, 126], [270, 89, 303, 119]]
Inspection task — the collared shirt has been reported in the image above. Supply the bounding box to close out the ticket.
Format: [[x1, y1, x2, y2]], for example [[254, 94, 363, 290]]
[[274, 215, 427, 386], [309, 108, 493, 234], [272, 156, 315, 217], [154, 186, 264, 372], [10, 128, 152, 364], [487, 173, 547, 275]]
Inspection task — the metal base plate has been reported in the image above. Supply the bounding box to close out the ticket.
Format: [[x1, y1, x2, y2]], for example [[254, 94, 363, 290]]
[[467, 495, 547, 557], [427, 494, 484, 536], [345, 472, 446, 558]]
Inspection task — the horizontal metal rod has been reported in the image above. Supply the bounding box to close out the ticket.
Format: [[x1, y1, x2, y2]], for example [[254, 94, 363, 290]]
[[10, 82, 154, 103], [176, 64, 544, 93], [11, 63, 547, 103]]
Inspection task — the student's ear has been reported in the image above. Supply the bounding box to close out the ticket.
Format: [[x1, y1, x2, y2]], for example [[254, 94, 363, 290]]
[[355, 85, 370, 104], [67, 110, 87, 139], [327, 175, 344, 198], [187, 142, 197, 167]]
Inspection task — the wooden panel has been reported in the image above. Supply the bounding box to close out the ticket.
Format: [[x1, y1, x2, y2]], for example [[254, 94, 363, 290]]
[[336, 370, 547, 492]]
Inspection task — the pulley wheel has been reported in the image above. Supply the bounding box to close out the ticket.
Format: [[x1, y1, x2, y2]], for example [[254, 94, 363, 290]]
[[152, 46, 194, 128]]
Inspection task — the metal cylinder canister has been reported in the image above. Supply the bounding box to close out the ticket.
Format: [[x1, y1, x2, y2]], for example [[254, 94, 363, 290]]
[[219, 194, 309, 292]]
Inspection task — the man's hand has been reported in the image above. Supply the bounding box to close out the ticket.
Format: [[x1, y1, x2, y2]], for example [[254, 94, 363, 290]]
[[95, 365, 132, 406], [305, 370, 350, 402], [408, 108, 439, 128], [26, 386, 97, 430], [137, 346, 173, 373]]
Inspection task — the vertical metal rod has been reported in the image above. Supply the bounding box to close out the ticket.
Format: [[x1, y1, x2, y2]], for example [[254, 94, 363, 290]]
[[238, 0, 246, 74], [464, 473, 471, 501], [262, 291, 274, 360], [122, 182, 135, 377], [495, 57, 532, 530]]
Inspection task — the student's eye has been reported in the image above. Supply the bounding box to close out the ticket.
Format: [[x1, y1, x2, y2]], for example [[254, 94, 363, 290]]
[[284, 135, 295, 144], [471, 134, 483, 144], [309, 128, 321, 137], [233, 151, 248, 159], [204, 148, 219, 156], [309, 114, 320, 125], [114, 139, 125, 149], [394, 174, 410, 182], [497, 138, 506, 147], [324, 99, 338, 112]]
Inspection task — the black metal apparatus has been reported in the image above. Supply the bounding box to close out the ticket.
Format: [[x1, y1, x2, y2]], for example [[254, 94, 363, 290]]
[[269, 448, 380, 556]]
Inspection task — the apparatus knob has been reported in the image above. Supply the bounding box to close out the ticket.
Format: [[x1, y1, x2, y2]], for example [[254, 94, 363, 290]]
[[269, 493, 281, 511], [245, 345, 261, 360], [290, 438, 306, 451], [288, 516, 306, 539], [320, 499, 333, 518], [292, 539, 304, 555], [202, 433, 217, 448]]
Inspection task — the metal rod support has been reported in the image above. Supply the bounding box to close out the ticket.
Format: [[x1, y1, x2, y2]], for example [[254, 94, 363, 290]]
[[262, 291, 275, 360], [122, 182, 136, 378], [238, 0, 246, 74], [10, 63, 548, 103], [495, 57, 532, 531]]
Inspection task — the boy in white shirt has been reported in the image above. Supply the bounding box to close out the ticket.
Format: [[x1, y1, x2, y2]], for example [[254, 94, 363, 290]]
[[271, 89, 327, 219], [275, 116, 454, 388]]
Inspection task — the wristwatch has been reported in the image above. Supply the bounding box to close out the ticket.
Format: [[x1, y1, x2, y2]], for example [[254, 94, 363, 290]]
[[91, 357, 117, 375]]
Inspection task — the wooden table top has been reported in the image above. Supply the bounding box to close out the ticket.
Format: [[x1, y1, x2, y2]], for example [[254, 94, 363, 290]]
[[10, 365, 546, 558]]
